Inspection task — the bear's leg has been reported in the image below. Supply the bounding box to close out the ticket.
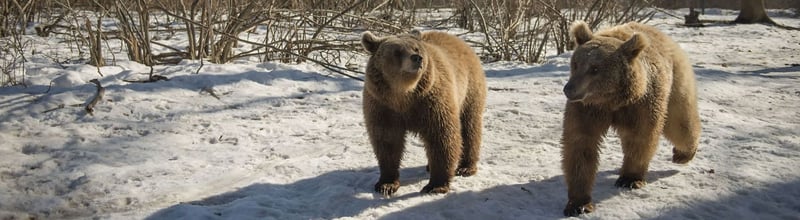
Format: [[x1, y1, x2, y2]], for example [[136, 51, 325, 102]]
[[663, 82, 700, 164], [561, 104, 610, 216], [457, 100, 484, 177], [364, 103, 407, 196], [420, 113, 463, 194], [370, 125, 406, 196], [615, 123, 661, 189]]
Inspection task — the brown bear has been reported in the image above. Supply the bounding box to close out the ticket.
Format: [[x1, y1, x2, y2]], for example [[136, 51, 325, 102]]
[[560, 21, 701, 216], [361, 30, 486, 195]]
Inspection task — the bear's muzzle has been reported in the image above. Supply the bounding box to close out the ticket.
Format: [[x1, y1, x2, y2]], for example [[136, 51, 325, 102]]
[[563, 82, 579, 100]]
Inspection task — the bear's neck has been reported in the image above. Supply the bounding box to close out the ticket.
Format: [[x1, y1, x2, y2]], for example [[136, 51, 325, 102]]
[[368, 73, 437, 113], [365, 75, 414, 113], [612, 57, 652, 108]]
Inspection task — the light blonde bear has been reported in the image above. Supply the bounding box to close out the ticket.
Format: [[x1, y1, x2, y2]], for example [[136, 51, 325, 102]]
[[561, 21, 701, 216]]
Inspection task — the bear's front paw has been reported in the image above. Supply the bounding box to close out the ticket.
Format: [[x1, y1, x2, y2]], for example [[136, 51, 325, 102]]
[[375, 181, 400, 196], [420, 183, 449, 194], [672, 148, 696, 164], [614, 176, 646, 189], [455, 166, 477, 177], [563, 201, 594, 217]]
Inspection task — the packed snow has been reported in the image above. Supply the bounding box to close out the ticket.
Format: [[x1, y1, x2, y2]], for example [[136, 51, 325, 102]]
[[0, 9, 799, 220]]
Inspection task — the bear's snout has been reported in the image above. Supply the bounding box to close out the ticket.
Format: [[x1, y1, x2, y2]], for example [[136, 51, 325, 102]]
[[563, 82, 578, 100], [563, 81, 588, 102], [403, 54, 423, 73]]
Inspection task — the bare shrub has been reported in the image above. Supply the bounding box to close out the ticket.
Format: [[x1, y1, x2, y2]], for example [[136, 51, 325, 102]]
[[0, 0, 662, 89], [112, 0, 154, 66], [85, 17, 106, 67], [0, 0, 39, 86], [1, 0, 33, 37], [0, 35, 30, 87], [448, 0, 655, 63], [542, 0, 656, 55]]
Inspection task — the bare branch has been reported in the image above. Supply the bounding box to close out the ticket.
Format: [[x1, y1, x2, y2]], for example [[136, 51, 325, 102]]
[[85, 79, 105, 116]]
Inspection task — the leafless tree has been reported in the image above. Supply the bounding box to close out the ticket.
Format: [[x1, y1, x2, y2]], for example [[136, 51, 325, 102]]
[[735, 0, 775, 24]]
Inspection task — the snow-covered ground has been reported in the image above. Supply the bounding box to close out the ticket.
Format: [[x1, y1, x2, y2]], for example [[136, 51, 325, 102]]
[[1, 9, 799, 220]]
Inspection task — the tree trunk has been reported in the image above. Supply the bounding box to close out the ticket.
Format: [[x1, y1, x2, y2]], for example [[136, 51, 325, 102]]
[[684, 8, 702, 27], [734, 0, 775, 24]]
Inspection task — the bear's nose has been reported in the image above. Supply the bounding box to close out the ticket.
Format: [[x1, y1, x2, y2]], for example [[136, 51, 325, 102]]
[[563, 82, 576, 98], [410, 54, 423, 63]]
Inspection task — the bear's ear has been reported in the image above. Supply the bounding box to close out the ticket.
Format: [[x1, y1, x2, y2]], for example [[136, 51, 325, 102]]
[[570, 21, 593, 46], [409, 30, 422, 39], [618, 33, 649, 60], [361, 31, 384, 54]]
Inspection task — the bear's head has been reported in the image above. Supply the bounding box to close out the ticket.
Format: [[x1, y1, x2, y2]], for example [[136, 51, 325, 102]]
[[362, 30, 427, 93], [564, 21, 649, 107]]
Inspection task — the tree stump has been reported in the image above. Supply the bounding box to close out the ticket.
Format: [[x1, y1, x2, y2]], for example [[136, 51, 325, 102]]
[[684, 9, 703, 27]]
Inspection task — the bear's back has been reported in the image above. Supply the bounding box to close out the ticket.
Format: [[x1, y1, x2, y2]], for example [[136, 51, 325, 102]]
[[596, 22, 682, 60], [419, 31, 485, 101], [421, 32, 482, 68]]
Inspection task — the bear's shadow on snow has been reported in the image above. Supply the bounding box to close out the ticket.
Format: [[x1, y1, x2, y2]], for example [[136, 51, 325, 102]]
[[743, 65, 800, 78], [145, 166, 431, 220], [146, 167, 681, 219], [377, 169, 679, 219]]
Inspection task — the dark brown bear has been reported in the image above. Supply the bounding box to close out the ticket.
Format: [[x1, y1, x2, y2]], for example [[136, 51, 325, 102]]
[[361, 30, 486, 195]]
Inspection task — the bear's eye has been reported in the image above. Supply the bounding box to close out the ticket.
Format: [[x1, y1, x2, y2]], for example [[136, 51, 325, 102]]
[[589, 66, 600, 75], [413, 47, 419, 53]]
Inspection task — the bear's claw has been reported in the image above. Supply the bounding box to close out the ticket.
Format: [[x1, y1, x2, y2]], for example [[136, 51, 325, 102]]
[[563, 201, 594, 217], [375, 181, 400, 196], [672, 148, 696, 164], [420, 184, 449, 194], [455, 167, 477, 177], [614, 176, 646, 189]]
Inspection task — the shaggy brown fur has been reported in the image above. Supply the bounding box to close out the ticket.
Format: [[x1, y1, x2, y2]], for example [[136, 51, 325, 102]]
[[561, 21, 701, 216], [361, 30, 486, 195]]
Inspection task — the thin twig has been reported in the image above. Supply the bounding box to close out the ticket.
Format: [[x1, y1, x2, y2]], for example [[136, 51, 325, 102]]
[[44, 81, 54, 93], [85, 79, 105, 116], [43, 104, 66, 113], [195, 58, 204, 75], [201, 86, 221, 100]]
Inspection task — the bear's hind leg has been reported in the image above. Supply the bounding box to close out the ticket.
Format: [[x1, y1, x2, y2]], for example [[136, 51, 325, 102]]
[[663, 93, 700, 164], [665, 60, 701, 164], [420, 114, 463, 194], [457, 100, 484, 177]]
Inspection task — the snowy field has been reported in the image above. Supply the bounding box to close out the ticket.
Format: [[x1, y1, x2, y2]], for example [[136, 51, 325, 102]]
[[1, 9, 799, 219]]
